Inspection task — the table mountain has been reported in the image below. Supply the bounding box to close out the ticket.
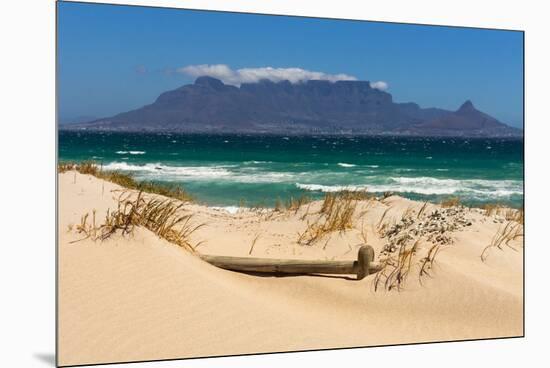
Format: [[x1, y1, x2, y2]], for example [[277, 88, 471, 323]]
[[65, 76, 522, 137]]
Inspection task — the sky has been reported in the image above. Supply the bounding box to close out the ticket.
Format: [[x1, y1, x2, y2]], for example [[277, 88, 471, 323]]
[[57, 1, 524, 127]]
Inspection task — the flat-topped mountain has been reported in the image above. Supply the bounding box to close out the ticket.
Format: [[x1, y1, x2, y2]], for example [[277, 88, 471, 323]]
[[65, 77, 522, 137]]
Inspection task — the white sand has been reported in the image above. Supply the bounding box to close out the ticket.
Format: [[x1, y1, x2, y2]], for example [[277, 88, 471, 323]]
[[58, 172, 523, 366]]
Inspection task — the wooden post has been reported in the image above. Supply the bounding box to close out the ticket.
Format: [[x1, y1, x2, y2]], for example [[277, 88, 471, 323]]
[[356, 245, 374, 280], [200, 245, 379, 280]]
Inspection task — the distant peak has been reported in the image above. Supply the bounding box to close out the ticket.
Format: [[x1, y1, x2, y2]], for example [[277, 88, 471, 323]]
[[194, 76, 224, 87], [458, 100, 476, 112]]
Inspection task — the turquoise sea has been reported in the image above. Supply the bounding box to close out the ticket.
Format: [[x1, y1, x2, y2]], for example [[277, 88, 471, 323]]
[[58, 131, 524, 208]]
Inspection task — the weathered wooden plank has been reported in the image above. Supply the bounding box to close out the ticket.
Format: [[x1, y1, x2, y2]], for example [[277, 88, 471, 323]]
[[200, 245, 380, 280], [200, 256, 356, 274]]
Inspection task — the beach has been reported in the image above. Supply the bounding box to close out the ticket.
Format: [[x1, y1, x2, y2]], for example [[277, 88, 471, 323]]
[[58, 171, 523, 366]]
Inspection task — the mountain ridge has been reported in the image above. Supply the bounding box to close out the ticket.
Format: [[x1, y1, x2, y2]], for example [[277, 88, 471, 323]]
[[63, 77, 522, 137]]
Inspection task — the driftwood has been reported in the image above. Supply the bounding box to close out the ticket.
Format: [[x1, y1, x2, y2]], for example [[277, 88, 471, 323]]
[[200, 245, 381, 280]]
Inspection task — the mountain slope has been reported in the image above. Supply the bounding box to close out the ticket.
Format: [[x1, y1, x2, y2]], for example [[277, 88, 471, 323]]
[[65, 77, 522, 137], [396, 100, 520, 136]]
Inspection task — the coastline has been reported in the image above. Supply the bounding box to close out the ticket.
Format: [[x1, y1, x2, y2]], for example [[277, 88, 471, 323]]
[[58, 171, 523, 366], [58, 124, 524, 138], [58, 131, 524, 209]]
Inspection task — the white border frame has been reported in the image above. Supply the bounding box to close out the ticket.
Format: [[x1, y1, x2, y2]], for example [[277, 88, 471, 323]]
[[2, 1, 548, 368]]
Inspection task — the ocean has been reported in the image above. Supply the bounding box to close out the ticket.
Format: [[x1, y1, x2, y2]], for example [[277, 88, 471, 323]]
[[58, 131, 524, 208]]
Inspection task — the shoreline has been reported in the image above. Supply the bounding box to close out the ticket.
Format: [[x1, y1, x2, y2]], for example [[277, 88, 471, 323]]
[[58, 170, 523, 366], [58, 160, 524, 209], [59, 126, 524, 138]]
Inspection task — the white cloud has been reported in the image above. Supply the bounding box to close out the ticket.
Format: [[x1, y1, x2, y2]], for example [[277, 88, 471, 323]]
[[369, 81, 389, 91], [179, 64, 235, 82], [177, 64, 361, 85]]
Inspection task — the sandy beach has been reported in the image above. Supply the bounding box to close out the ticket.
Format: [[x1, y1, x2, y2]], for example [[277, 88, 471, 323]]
[[58, 171, 523, 366]]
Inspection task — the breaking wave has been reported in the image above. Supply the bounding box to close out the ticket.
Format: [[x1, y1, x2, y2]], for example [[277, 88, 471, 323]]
[[102, 162, 294, 183], [337, 162, 356, 168], [116, 150, 146, 155], [296, 176, 522, 198]]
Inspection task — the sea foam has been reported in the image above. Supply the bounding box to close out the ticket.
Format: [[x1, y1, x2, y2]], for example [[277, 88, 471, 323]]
[[116, 150, 146, 155], [102, 162, 295, 183], [337, 163, 356, 168], [296, 176, 522, 198], [211, 206, 241, 214]]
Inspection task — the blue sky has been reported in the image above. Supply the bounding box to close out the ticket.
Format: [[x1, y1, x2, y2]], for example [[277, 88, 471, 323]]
[[58, 1, 524, 127]]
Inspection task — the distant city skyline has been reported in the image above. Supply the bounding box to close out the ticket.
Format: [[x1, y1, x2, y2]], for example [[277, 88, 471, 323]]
[[58, 2, 524, 128]]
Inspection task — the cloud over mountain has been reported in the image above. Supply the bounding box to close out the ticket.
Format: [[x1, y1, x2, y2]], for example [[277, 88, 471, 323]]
[[369, 81, 389, 91], [177, 64, 362, 85]]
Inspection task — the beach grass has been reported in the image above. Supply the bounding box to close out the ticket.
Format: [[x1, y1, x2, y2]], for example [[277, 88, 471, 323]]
[[297, 192, 359, 245], [72, 190, 204, 252], [479, 203, 524, 225], [59, 161, 193, 202], [374, 233, 445, 292], [419, 243, 441, 284], [417, 201, 429, 219], [272, 195, 313, 213], [376, 207, 392, 235], [481, 221, 523, 262], [374, 239, 420, 291], [505, 207, 524, 224], [440, 197, 461, 208], [480, 203, 501, 216], [248, 233, 261, 255], [285, 195, 313, 213]]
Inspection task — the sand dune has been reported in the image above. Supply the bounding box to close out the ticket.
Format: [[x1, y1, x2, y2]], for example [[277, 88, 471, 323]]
[[58, 172, 523, 366]]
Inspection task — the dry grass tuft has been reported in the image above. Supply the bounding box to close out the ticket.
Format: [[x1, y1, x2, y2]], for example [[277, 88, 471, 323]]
[[59, 161, 193, 202], [417, 201, 429, 219], [481, 221, 524, 262], [338, 190, 373, 201], [319, 190, 371, 215], [297, 192, 359, 245], [505, 207, 524, 224], [320, 192, 337, 215], [374, 238, 444, 292], [285, 195, 312, 213], [418, 243, 441, 283], [274, 197, 284, 212], [373, 201, 470, 291], [480, 203, 502, 217], [376, 207, 392, 234], [300, 203, 313, 221], [248, 233, 261, 255], [381, 191, 394, 200], [402, 205, 415, 219], [479, 203, 523, 225], [250, 201, 266, 210], [58, 162, 77, 173], [71, 191, 204, 252], [272, 195, 313, 216], [440, 197, 461, 208], [374, 240, 420, 291]]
